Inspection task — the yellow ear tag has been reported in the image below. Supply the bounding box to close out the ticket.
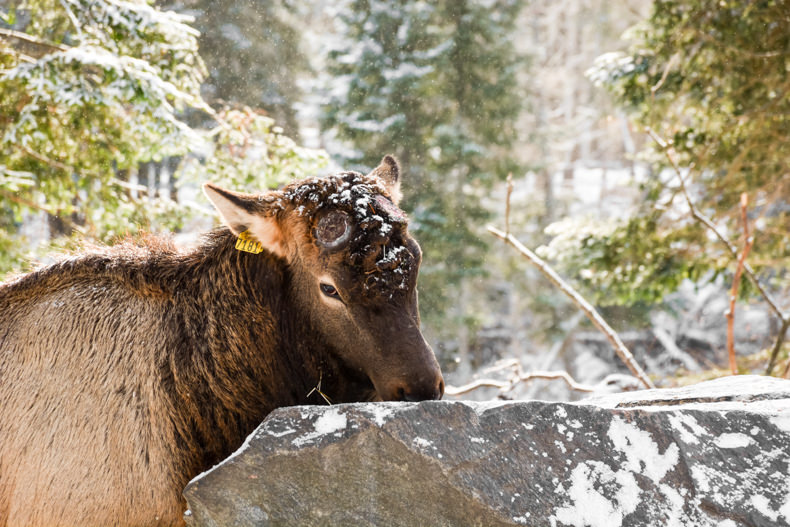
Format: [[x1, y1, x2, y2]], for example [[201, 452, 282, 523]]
[[235, 230, 264, 254]]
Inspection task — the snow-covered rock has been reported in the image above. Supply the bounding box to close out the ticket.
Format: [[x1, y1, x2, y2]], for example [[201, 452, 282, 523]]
[[183, 375, 790, 526]]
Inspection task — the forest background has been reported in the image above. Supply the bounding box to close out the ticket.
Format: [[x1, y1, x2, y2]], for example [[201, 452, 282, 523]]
[[2, 0, 789, 399]]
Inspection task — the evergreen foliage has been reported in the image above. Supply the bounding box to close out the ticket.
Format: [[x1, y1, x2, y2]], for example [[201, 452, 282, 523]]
[[0, 0, 326, 277], [321, 0, 526, 336], [543, 0, 790, 305], [161, 0, 309, 137]]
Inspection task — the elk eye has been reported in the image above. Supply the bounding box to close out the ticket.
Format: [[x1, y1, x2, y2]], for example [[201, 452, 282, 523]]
[[320, 283, 341, 300]]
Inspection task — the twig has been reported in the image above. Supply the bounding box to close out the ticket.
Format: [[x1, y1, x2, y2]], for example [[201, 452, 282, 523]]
[[489, 225, 654, 389], [0, 188, 85, 235], [21, 145, 74, 173], [0, 28, 68, 59], [306, 371, 332, 405], [58, 0, 84, 41], [445, 369, 595, 396], [651, 53, 679, 97], [489, 161, 654, 389], [646, 127, 790, 375], [111, 178, 151, 194], [725, 193, 754, 374], [504, 173, 513, 238], [767, 319, 790, 376]]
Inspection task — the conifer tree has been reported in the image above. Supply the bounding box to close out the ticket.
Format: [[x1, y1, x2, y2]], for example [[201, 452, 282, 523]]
[[162, 0, 309, 137], [322, 0, 526, 340], [544, 1, 790, 307], [0, 0, 326, 276]]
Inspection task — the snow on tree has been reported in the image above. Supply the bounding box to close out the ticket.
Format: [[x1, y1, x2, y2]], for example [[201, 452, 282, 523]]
[[0, 0, 326, 276]]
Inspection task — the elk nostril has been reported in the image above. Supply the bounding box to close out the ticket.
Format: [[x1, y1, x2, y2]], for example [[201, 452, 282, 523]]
[[437, 379, 445, 400], [396, 386, 406, 401]]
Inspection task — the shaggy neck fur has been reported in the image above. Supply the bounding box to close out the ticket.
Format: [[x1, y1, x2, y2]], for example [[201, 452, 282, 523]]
[[1, 229, 376, 481]]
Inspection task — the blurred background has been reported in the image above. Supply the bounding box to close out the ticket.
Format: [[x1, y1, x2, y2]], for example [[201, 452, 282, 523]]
[[2, 0, 789, 400]]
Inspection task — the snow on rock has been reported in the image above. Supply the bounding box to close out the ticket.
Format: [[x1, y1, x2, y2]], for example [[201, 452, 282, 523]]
[[359, 402, 397, 427], [291, 408, 348, 447], [184, 376, 790, 526], [713, 432, 754, 449]]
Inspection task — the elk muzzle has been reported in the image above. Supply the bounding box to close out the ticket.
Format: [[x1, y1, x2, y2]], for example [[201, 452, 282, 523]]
[[377, 360, 444, 402]]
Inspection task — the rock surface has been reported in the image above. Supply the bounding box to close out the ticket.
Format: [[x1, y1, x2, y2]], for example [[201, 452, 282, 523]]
[[183, 376, 790, 527]]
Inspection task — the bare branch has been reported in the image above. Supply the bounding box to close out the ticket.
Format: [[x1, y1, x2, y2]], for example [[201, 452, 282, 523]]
[[651, 53, 679, 97], [725, 193, 754, 374], [446, 369, 596, 396], [767, 319, 790, 376], [0, 28, 68, 59], [20, 145, 74, 173], [504, 173, 513, 238], [0, 188, 85, 235], [488, 224, 655, 389]]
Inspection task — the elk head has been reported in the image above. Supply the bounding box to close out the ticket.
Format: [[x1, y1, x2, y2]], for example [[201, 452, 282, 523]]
[[203, 155, 444, 402]]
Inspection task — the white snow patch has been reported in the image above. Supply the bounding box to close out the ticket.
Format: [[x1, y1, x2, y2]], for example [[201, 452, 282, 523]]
[[553, 461, 639, 527], [751, 494, 779, 521], [292, 408, 348, 447], [266, 427, 296, 438], [413, 437, 432, 449], [771, 413, 790, 434], [607, 417, 679, 483], [668, 413, 709, 445], [780, 490, 790, 522], [362, 405, 395, 427], [690, 465, 711, 493], [188, 427, 260, 484], [713, 433, 753, 449], [462, 400, 513, 415], [657, 483, 686, 527], [470, 437, 486, 444]]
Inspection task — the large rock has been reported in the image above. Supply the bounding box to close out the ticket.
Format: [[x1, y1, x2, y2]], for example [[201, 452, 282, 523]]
[[183, 376, 790, 526]]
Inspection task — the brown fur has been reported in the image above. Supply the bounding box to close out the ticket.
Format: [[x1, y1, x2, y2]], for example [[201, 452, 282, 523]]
[[0, 158, 443, 526]]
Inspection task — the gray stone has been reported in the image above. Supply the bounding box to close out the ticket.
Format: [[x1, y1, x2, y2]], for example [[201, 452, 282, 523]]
[[183, 375, 790, 526]]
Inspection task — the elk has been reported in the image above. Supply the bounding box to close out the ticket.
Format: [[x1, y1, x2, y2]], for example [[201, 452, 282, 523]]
[[0, 156, 443, 526]]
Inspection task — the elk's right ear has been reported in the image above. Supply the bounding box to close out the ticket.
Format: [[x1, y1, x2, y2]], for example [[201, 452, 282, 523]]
[[203, 183, 289, 259], [368, 155, 402, 205]]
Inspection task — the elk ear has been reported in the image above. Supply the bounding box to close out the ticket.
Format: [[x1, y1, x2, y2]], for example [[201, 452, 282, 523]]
[[202, 183, 289, 259], [368, 155, 402, 205]]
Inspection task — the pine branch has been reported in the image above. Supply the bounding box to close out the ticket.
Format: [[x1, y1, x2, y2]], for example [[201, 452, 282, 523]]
[[646, 127, 789, 375], [0, 188, 85, 235], [0, 28, 68, 59]]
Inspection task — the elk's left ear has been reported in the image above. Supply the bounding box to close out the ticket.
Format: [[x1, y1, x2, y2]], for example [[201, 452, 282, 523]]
[[368, 155, 402, 205], [203, 183, 290, 260]]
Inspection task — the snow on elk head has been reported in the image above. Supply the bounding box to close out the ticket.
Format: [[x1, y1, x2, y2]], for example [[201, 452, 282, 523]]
[[203, 155, 444, 402]]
